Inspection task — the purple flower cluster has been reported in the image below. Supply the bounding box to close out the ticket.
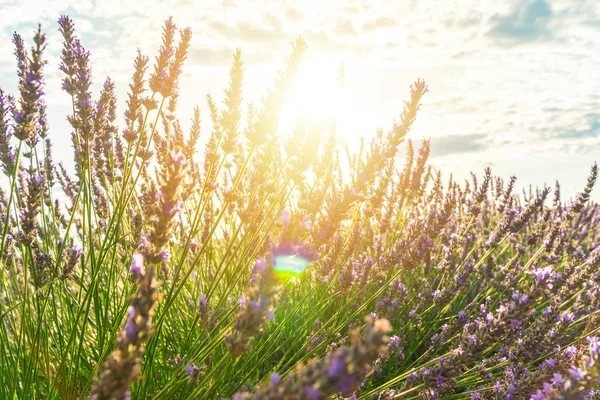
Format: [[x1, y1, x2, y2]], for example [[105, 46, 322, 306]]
[[225, 263, 280, 357], [2, 14, 600, 400]]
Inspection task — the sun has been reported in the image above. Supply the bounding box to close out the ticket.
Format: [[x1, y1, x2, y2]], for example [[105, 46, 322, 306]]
[[280, 58, 348, 129]]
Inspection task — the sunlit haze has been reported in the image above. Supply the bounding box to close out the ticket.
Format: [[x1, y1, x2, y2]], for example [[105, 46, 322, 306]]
[[0, 0, 598, 199], [2, 2, 600, 398]]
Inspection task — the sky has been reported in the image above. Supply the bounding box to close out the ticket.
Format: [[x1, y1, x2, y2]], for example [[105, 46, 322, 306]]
[[0, 0, 599, 201]]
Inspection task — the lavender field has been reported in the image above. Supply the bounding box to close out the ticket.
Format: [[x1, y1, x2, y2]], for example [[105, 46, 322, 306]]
[[0, 16, 599, 400]]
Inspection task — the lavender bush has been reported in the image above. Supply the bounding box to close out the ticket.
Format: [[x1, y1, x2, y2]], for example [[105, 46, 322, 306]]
[[0, 17, 599, 400]]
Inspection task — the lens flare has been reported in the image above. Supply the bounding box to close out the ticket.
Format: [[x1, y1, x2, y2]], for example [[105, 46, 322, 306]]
[[272, 254, 311, 280], [271, 211, 319, 281]]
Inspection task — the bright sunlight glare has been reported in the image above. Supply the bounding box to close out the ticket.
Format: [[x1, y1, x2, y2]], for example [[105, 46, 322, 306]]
[[280, 58, 349, 131]]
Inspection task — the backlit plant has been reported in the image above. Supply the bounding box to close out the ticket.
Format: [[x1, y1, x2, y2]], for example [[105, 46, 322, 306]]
[[0, 16, 598, 400]]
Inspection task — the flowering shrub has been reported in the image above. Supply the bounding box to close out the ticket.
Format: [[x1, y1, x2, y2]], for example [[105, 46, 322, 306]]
[[0, 16, 599, 400]]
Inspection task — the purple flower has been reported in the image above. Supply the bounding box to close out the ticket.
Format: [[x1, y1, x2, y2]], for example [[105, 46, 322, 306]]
[[266, 308, 275, 321], [509, 319, 521, 329], [531, 266, 553, 283], [69, 245, 83, 258], [530, 391, 545, 400], [125, 306, 136, 338], [569, 367, 585, 380], [78, 98, 92, 109], [588, 337, 599, 355], [561, 313, 575, 323], [435, 374, 446, 386], [552, 373, 564, 386], [520, 294, 529, 304], [252, 258, 267, 274], [337, 374, 358, 394], [269, 372, 280, 386], [163, 200, 183, 216], [14, 111, 24, 123], [328, 354, 347, 378], [250, 300, 262, 312], [185, 364, 194, 376], [130, 253, 144, 276], [390, 335, 400, 348], [564, 346, 577, 358], [305, 385, 319, 400], [199, 294, 207, 308], [540, 357, 556, 369], [542, 306, 553, 315]]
